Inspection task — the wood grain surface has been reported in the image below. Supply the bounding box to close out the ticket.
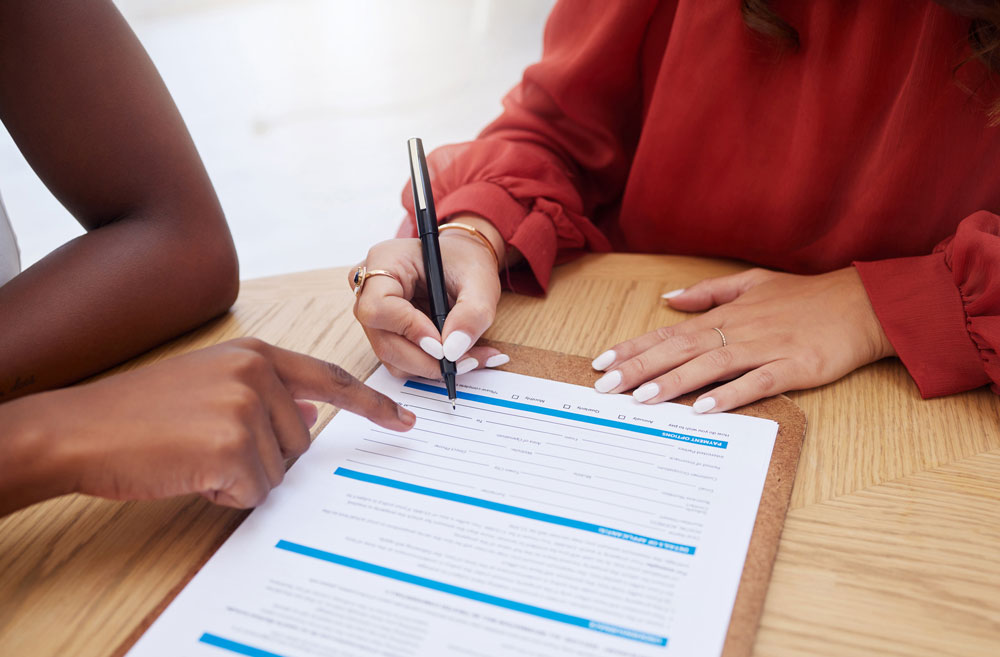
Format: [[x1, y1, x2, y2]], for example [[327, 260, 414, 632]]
[[1, 253, 998, 656]]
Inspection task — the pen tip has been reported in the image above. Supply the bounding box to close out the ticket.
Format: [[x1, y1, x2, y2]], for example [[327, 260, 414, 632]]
[[452, 400, 456, 410]]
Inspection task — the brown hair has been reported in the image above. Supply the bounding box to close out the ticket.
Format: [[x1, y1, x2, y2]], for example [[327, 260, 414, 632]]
[[741, 0, 1000, 123]]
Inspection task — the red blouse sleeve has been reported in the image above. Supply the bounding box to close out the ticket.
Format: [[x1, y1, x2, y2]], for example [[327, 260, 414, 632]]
[[397, 0, 661, 293], [855, 211, 1000, 398]]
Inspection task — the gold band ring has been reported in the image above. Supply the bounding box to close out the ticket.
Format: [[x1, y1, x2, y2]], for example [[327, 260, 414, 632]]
[[712, 327, 728, 348], [351, 265, 401, 297]]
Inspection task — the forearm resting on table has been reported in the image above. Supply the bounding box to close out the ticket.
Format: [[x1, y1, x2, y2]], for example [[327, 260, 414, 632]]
[[0, 211, 237, 401], [0, 0, 239, 400]]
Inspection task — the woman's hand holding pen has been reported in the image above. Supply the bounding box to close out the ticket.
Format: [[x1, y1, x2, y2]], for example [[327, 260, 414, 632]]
[[0, 338, 416, 516], [353, 215, 894, 414], [353, 215, 511, 379]]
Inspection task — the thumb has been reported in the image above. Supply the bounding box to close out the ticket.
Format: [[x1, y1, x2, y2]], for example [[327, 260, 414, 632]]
[[440, 277, 501, 364], [665, 268, 768, 311]]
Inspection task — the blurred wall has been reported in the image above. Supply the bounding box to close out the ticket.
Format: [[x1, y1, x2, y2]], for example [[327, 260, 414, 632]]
[[0, 0, 555, 279]]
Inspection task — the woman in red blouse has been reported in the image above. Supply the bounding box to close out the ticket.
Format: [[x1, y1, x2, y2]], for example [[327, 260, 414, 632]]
[[354, 0, 1000, 412]]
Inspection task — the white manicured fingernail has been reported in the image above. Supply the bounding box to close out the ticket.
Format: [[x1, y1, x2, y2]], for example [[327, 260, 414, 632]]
[[484, 354, 510, 368], [594, 370, 622, 393], [419, 337, 444, 360], [443, 331, 473, 362], [591, 350, 616, 371], [661, 288, 686, 300], [693, 397, 716, 413], [632, 382, 659, 402], [455, 357, 478, 375]]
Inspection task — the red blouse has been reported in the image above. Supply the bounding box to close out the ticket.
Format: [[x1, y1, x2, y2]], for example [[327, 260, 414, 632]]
[[399, 0, 1000, 399]]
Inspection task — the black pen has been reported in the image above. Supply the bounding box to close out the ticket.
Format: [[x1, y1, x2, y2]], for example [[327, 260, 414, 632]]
[[408, 137, 457, 409]]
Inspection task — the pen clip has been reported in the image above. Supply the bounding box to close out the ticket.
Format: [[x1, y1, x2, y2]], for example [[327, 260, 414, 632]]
[[407, 137, 428, 212]]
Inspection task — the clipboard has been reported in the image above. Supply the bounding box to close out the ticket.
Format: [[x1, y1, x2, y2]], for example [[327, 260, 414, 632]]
[[115, 340, 806, 657], [481, 339, 807, 657]]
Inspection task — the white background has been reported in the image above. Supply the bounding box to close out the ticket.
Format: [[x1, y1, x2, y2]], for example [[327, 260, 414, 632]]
[[0, 0, 554, 279]]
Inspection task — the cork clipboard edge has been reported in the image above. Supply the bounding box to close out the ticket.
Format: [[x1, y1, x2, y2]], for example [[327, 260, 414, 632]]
[[113, 340, 806, 657], [481, 340, 807, 657]]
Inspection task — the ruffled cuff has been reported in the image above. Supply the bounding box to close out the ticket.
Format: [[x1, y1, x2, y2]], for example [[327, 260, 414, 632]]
[[854, 253, 990, 398]]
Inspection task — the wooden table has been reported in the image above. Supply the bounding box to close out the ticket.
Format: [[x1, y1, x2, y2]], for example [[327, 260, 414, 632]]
[[1, 253, 998, 656]]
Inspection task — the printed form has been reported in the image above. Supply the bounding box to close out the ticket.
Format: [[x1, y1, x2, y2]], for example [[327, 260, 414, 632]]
[[128, 366, 778, 657]]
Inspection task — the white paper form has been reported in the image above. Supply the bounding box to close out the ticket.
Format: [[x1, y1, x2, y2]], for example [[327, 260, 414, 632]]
[[127, 366, 778, 657]]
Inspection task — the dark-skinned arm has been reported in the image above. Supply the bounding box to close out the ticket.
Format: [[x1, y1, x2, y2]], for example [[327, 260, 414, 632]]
[[0, 0, 239, 401]]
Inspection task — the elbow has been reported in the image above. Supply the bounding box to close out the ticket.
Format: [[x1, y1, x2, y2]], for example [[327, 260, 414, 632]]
[[200, 221, 240, 317], [181, 207, 240, 321], [207, 235, 240, 315]]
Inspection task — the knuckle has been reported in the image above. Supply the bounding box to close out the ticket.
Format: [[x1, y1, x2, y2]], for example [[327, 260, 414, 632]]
[[805, 347, 827, 374], [752, 367, 778, 393], [354, 298, 379, 326], [384, 363, 407, 379], [227, 348, 271, 381], [324, 361, 357, 389], [662, 370, 684, 392], [246, 486, 269, 508], [655, 325, 676, 342], [214, 424, 255, 460], [365, 241, 391, 261], [369, 391, 391, 417], [226, 383, 262, 418], [396, 313, 420, 341], [746, 267, 774, 284], [230, 336, 269, 354], [670, 333, 700, 355], [705, 347, 734, 370], [194, 472, 224, 497], [465, 301, 496, 324], [628, 356, 650, 379], [373, 341, 398, 368]]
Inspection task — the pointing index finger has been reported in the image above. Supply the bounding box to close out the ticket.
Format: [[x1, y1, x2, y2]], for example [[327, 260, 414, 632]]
[[263, 344, 416, 431]]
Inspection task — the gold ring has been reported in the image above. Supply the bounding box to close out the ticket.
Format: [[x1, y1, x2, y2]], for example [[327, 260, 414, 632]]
[[351, 266, 401, 297], [712, 327, 727, 348]]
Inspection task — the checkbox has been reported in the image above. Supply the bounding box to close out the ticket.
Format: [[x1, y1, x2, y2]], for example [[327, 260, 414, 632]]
[[563, 404, 571, 409], [512, 394, 519, 399], [618, 414, 626, 420]]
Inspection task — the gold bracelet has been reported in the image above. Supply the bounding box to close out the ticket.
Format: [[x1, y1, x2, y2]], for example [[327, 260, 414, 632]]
[[439, 222, 500, 268]]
